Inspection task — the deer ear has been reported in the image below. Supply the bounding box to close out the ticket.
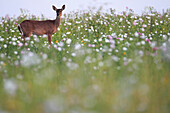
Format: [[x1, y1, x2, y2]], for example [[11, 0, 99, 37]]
[[62, 5, 65, 10], [52, 5, 57, 11]]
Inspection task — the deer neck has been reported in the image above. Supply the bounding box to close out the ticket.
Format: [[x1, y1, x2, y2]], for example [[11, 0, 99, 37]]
[[55, 16, 61, 27]]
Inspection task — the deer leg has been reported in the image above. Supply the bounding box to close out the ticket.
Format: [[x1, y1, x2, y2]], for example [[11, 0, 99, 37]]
[[48, 34, 52, 46]]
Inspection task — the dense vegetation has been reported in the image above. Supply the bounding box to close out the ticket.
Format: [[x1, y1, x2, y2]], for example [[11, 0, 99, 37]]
[[0, 7, 170, 113]]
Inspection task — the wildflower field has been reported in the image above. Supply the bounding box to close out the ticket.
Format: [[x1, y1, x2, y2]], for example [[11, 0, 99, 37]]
[[0, 7, 170, 113]]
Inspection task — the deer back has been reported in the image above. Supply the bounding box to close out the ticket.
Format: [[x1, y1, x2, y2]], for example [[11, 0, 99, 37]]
[[20, 20, 58, 35]]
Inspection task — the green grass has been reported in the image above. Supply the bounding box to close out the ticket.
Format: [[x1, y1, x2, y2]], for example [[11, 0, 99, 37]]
[[0, 7, 170, 113]]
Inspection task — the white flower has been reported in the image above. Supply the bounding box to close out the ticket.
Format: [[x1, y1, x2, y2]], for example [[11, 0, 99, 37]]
[[93, 66, 98, 70], [76, 21, 81, 24], [134, 32, 139, 37], [119, 18, 123, 22], [43, 34, 48, 38], [4, 44, 7, 48], [162, 42, 170, 61], [66, 62, 79, 70], [57, 47, 62, 51], [4, 79, 18, 96], [94, 39, 97, 43], [84, 38, 90, 42], [162, 43, 166, 47], [25, 37, 30, 41], [58, 42, 64, 47], [75, 43, 81, 50], [66, 38, 72, 44], [14, 51, 18, 54], [142, 24, 147, 28], [71, 53, 76, 57], [141, 41, 145, 45], [141, 28, 145, 32], [30, 41, 34, 44], [21, 51, 41, 67], [18, 42, 23, 47], [139, 50, 144, 56], [123, 57, 127, 61], [91, 44, 95, 47], [12, 37, 17, 41], [0, 37, 4, 41], [111, 55, 119, 62], [12, 42, 17, 46], [129, 38, 133, 41], [67, 22, 71, 25], [33, 35, 37, 38], [110, 40, 115, 44], [163, 35, 167, 40], [66, 32, 71, 35], [11, 30, 15, 32], [96, 49, 99, 52], [0, 53, 5, 58], [98, 61, 104, 67], [34, 37, 40, 42], [62, 57, 67, 62], [125, 42, 131, 47], [99, 38, 102, 42], [42, 54, 48, 60], [115, 49, 119, 53], [136, 42, 141, 46], [110, 44, 115, 49], [123, 47, 127, 51], [105, 38, 110, 43], [44, 97, 65, 113]]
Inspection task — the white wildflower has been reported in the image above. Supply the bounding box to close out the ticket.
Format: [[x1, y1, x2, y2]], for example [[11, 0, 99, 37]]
[[134, 32, 139, 37], [66, 62, 79, 70], [0, 37, 4, 41], [44, 97, 65, 113], [75, 43, 81, 50], [99, 38, 102, 42], [21, 51, 41, 67], [71, 53, 76, 57], [42, 54, 48, 60], [123, 47, 127, 51], [58, 42, 64, 47], [141, 41, 145, 45], [98, 61, 104, 67], [66, 38, 72, 44], [111, 55, 119, 62], [66, 32, 71, 35], [4, 79, 18, 96], [25, 37, 30, 41], [4, 44, 7, 48], [67, 22, 71, 25], [57, 47, 62, 51], [139, 50, 144, 56], [129, 38, 133, 41]]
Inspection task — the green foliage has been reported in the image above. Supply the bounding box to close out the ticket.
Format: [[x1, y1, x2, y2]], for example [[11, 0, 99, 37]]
[[0, 7, 170, 113]]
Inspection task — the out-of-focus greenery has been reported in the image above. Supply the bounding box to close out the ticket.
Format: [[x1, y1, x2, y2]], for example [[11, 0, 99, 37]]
[[0, 7, 169, 113]]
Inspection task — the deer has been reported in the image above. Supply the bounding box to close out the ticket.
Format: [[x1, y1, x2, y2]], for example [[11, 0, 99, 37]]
[[18, 5, 65, 46]]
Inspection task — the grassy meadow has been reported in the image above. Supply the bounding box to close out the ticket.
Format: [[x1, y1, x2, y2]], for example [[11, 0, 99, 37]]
[[0, 7, 170, 113]]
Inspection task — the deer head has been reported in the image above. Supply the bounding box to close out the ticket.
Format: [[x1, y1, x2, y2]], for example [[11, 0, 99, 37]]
[[52, 5, 65, 17]]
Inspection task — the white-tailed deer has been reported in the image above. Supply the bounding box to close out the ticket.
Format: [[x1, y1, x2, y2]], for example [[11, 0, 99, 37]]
[[18, 5, 65, 46]]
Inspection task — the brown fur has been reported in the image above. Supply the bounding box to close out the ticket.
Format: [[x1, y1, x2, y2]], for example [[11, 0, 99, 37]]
[[18, 5, 65, 46]]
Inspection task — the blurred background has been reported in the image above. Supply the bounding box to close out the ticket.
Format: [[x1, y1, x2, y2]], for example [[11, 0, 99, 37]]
[[0, 0, 170, 18]]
